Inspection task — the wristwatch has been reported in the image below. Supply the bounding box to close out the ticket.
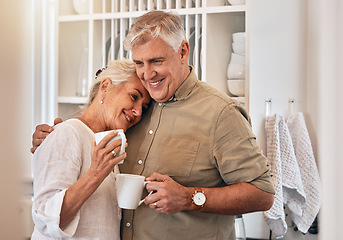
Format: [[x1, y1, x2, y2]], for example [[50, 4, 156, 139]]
[[192, 187, 206, 210]]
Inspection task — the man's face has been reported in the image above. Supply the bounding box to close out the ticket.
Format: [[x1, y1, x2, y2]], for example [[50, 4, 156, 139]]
[[132, 37, 189, 103]]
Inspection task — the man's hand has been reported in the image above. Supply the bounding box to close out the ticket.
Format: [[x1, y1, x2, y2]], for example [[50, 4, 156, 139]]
[[144, 173, 274, 216], [30, 118, 63, 154], [144, 173, 193, 214]]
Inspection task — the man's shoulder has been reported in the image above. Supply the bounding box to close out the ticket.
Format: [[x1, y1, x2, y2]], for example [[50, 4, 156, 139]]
[[195, 80, 238, 106], [192, 81, 250, 122]]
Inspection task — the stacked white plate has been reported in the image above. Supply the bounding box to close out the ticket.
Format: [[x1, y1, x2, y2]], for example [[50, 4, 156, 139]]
[[227, 32, 245, 97], [227, 0, 246, 6]]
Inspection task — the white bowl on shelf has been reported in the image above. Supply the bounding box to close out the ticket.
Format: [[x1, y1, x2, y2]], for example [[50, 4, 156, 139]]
[[232, 42, 245, 56], [73, 0, 89, 14], [230, 53, 245, 65], [227, 79, 245, 97], [227, 0, 246, 6], [227, 63, 245, 79], [232, 32, 246, 43]]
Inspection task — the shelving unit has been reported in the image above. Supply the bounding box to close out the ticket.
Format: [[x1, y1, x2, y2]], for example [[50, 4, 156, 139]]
[[55, 0, 248, 120]]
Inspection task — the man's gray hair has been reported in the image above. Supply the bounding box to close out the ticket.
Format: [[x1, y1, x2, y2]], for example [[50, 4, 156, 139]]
[[124, 10, 186, 52]]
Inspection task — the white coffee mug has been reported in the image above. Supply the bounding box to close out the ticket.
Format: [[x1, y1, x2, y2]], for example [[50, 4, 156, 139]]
[[115, 173, 151, 209], [94, 129, 126, 164]]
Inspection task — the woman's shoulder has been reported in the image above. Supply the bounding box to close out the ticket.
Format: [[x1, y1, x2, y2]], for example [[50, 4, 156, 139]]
[[42, 119, 88, 145], [54, 118, 89, 133], [54, 118, 95, 143], [34, 119, 90, 156]]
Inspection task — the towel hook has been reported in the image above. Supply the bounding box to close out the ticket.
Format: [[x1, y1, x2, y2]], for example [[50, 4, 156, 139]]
[[288, 98, 295, 116], [265, 98, 272, 117]]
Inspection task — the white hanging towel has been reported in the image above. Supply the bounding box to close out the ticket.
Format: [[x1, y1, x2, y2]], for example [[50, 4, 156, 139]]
[[263, 114, 306, 238], [286, 112, 322, 233]]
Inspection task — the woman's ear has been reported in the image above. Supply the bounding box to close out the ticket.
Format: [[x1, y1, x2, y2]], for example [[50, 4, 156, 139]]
[[99, 78, 112, 92], [180, 40, 190, 64]]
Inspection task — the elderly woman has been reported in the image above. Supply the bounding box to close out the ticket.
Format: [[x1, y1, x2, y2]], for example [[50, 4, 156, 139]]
[[31, 59, 151, 239]]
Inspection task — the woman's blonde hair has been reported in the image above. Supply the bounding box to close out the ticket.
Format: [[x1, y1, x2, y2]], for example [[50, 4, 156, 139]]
[[84, 59, 137, 109], [124, 10, 186, 52]]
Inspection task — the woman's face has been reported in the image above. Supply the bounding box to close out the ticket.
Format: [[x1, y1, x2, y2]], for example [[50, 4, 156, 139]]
[[103, 75, 151, 132]]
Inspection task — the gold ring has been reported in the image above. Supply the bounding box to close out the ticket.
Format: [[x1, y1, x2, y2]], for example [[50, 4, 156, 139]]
[[153, 202, 158, 208], [111, 150, 116, 157]]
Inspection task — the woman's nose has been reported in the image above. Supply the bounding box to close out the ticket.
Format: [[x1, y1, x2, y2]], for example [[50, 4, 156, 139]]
[[132, 105, 142, 117]]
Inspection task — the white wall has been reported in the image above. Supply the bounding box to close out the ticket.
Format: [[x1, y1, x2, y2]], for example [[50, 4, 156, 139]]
[[0, 0, 33, 238], [244, 0, 310, 239], [248, 0, 308, 153], [308, 0, 343, 239]]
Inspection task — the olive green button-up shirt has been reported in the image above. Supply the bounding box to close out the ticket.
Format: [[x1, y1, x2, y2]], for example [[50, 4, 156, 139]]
[[120, 67, 274, 240]]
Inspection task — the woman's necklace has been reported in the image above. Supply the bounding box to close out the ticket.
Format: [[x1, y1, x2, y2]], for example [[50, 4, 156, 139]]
[[77, 116, 98, 133]]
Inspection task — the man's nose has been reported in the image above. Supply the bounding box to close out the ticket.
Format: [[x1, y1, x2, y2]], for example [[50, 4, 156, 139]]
[[142, 65, 157, 81]]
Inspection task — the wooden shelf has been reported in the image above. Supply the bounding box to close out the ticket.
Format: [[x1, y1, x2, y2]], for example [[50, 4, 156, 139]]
[[58, 96, 88, 104]]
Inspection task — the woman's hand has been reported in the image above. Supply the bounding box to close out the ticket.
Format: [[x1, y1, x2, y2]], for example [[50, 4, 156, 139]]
[[89, 131, 127, 181]]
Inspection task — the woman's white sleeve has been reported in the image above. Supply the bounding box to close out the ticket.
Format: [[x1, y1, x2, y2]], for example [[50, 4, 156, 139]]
[[31, 123, 83, 238], [32, 189, 80, 238]]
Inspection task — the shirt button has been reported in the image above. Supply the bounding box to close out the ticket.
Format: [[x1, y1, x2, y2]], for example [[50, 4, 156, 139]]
[[148, 130, 153, 135], [126, 222, 131, 227], [138, 160, 143, 165], [159, 102, 163, 106]]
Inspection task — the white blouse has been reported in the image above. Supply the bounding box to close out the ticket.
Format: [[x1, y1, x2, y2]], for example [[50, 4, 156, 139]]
[[31, 119, 121, 240]]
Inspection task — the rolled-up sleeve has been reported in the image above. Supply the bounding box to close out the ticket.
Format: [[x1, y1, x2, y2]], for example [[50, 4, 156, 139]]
[[215, 104, 275, 194], [32, 189, 80, 238]]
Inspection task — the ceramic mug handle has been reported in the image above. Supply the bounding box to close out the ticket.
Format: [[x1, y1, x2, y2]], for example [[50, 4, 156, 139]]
[[138, 181, 152, 206]]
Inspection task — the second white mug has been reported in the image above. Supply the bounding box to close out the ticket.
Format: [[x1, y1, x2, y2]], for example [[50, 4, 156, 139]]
[[115, 173, 151, 210]]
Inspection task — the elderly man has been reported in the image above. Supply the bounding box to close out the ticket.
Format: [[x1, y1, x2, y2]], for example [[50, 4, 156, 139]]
[[32, 10, 274, 240]]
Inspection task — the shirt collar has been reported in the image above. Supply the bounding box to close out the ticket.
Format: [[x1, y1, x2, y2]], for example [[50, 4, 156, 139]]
[[171, 66, 198, 102]]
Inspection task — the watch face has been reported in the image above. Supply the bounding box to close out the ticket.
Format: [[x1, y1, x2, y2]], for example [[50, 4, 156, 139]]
[[194, 192, 206, 206]]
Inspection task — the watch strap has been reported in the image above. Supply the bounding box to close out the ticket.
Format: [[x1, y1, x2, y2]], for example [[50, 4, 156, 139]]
[[194, 187, 203, 193]]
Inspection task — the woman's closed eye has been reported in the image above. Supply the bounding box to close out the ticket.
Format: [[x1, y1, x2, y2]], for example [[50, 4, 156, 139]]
[[130, 94, 138, 101]]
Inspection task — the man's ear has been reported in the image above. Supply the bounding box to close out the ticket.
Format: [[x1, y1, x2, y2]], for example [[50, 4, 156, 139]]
[[180, 40, 190, 64]]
